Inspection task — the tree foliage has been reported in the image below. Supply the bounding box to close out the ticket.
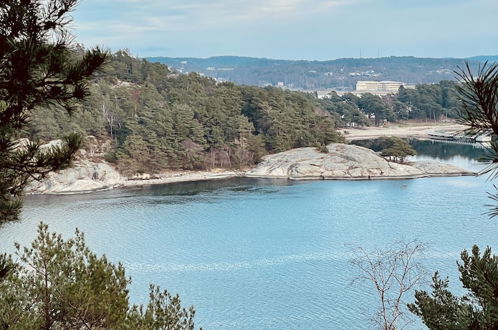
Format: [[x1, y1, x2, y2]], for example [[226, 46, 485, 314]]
[[0, 0, 107, 223], [455, 62, 498, 216], [456, 63, 498, 176], [379, 138, 417, 163], [408, 63, 498, 329], [352, 137, 417, 163], [0, 223, 197, 330], [408, 246, 498, 329], [27, 51, 346, 175], [456, 63, 498, 137]]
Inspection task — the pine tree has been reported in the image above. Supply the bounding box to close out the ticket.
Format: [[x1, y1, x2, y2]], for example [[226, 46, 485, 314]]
[[0, 0, 107, 224], [409, 63, 498, 329], [0, 223, 197, 329], [408, 246, 498, 329]]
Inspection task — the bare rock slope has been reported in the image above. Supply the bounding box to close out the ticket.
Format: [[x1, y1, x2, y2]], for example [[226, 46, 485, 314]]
[[246, 143, 473, 180], [26, 137, 239, 194], [26, 137, 123, 194], [27, 141, 474, 194], [27, 160, 123, 194]]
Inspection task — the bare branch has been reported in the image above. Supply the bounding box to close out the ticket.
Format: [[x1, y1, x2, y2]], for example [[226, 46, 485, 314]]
[[350, 240, 427, 330]]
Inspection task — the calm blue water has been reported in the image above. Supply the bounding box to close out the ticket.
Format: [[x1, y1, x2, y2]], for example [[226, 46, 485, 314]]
[[1, 140, 497, 329]]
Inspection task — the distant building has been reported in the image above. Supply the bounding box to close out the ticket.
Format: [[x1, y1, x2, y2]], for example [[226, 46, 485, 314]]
[[206, 67, 234, 71], [356, 80, 414, 94]]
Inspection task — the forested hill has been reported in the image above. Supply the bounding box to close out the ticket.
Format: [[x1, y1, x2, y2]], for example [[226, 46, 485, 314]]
[[27, 51, 465, 176], [26, 51, 344, 175], [146, 55, 488, 90]]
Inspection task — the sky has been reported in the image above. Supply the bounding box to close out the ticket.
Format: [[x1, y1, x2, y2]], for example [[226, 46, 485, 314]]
[[72, 0, 498, 60]]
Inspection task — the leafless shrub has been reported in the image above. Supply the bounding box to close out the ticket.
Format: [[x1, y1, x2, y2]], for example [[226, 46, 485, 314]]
[[350, 240, 427, 330]]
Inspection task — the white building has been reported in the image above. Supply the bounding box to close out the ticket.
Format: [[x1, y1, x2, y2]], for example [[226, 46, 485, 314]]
[[356, 80, 413, 93]]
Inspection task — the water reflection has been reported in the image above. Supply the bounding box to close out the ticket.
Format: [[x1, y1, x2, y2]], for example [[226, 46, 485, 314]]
[[25, 178, 304, 209], [409, 139, 488, 161], [408, 139, 490, 172]]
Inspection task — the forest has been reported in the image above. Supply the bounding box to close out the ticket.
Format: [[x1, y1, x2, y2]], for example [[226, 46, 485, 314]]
[[26, 50, 344, 175], [25, 50, 462, 175]]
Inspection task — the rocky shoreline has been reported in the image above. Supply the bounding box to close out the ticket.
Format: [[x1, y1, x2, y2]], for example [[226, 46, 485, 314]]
[[246, 143, 473, 180], [27, 167, 243, 195], [27, 142, 475, 195]]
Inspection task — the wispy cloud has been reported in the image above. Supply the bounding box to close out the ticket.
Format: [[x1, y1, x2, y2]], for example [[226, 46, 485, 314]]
[[73, 0, 498, 59], [76, 0, 357, 35]]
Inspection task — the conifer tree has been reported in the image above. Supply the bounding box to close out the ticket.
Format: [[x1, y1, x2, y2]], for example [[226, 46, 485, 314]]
[[409, 63, 498, 329], [0, 223, 196, 329], [409, 246, 498, 329], [0, 0, 107, 224]]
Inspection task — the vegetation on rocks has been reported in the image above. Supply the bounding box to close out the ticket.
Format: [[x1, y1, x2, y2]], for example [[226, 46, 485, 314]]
[[0, 0, 107, 223], [24, 50, 463, 176], [352, 137, 417, 163]]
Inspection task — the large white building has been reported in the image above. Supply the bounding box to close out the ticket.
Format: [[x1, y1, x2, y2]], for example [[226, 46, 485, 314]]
[[356, 80, 412, 93]]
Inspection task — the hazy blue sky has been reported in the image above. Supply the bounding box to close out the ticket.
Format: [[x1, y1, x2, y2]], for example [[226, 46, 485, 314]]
[[72, 0, 498, 60]]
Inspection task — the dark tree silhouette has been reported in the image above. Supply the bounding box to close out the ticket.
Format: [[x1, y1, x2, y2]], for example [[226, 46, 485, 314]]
[[0, 0, 107, 224], [409, 63, 498, 328], [456, 63, 498, 217]]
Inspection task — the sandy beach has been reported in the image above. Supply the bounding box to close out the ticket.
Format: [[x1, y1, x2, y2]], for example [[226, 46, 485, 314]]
[[341, 123, 467, 141]]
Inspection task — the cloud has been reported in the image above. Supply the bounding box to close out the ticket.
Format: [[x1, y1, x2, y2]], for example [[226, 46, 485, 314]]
[[72, 0, 498, 59], [75, 0, 357, 35]]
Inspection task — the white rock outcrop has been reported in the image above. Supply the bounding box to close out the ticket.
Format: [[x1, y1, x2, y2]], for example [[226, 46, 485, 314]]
[[24, 136, 123, 194], [27, 141, 474, 194], [27, 160, 123, 194], [246, 143, 473, 180]]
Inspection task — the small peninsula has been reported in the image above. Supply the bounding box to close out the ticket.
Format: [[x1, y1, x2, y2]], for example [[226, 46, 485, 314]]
[[27, 141, 474, 194], [246, 143, 473, 180]]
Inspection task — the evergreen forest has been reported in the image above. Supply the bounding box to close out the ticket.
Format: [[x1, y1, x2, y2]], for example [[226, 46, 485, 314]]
[[26, 50, 462, 175]]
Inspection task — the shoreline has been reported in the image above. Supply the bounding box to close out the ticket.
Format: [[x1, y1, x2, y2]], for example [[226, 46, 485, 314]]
[[246, 172, 475, 181], [29, 170, 244, 195], [33, 167, 475, 196], [341, 123, 467, 141], [121, 170, 243, 188], [27, 130, 477, 196]]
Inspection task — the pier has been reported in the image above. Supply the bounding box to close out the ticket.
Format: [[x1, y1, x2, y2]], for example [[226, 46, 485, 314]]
[[428, 130, 492, 144]]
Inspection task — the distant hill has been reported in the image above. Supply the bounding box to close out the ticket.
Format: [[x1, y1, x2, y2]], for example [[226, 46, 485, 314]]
[[146, 55, 491, 90]]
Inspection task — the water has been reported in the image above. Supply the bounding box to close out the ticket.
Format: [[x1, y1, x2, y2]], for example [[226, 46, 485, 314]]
[[1, 140, 497, 329]]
